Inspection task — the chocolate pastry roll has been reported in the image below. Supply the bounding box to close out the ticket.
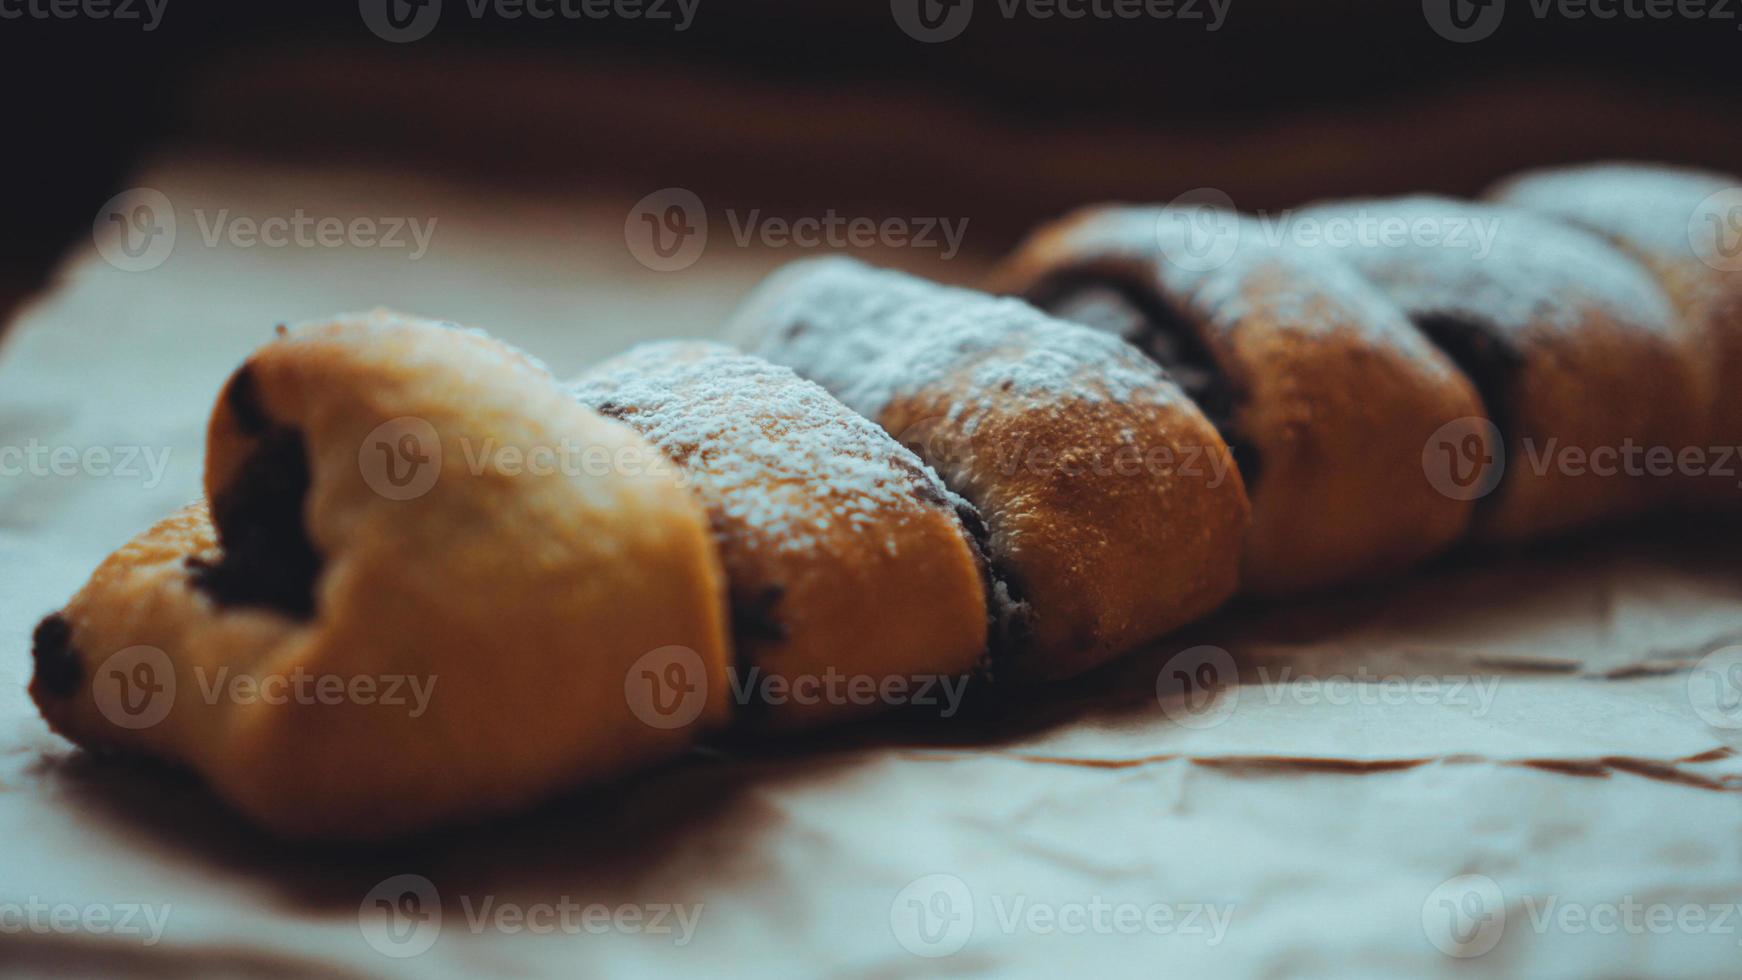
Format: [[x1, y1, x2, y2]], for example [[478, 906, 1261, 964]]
[[570, 342, 989, 731], [1488, 163, 1742, 503], [730, 257, 1251, 683], [990, 207, 1486, 595], [31, 313, 732, 840], [1293, 197, 1709, 541]]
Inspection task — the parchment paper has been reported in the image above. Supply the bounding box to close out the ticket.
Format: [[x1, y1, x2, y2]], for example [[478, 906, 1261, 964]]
[[1, 158, 1739, 979]]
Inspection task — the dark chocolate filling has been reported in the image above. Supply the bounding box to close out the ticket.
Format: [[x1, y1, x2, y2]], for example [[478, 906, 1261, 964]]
[[731, 583, 789, 647], [953, 499, 1032, 679], [1033, 276, 1260, 487], [187, 370, 323, 618], [1410, 313, 1523, 515], [30, 612, 82, 698]]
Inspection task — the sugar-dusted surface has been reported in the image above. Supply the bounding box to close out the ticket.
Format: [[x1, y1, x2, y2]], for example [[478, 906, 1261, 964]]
[[1037, 205, 1461, 376], [1492, 161, 1737, 259], [1294, 196, 1682, 338], [730, 256, 1184, 421], [571, 341, 966, 556]]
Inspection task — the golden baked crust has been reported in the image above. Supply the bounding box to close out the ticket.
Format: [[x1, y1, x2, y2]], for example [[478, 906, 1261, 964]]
[[1488, 163, 1742, 505], [1294, 197, 1709, 541], [31, 312, 732, 840], [571, 342, 988, 730], [730, 258, 1250, 683], [990, 207, 1485, 595]]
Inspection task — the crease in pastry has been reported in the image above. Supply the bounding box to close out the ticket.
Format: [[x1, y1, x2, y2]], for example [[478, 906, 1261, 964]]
[[1292, 196, 1706, 541], [730, 256, 1250, 681], [185, 367, 322, 617], [570, 341, 989, 728], [1487, 162, 1742, 504], [1029, 275, 1259, 483], [991, 207, 1484, 595]]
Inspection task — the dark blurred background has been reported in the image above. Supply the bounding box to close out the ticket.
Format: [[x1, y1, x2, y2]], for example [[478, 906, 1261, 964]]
[[3, 0, 1739, 321]]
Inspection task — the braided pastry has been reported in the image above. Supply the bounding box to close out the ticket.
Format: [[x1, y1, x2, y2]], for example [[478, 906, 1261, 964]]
[[570, 342, 988, 730], [730, 257, 1251, 682], [31, 313, 732, 840], [1488, 163, 1742, 503], [991, 208, 1485, 595]]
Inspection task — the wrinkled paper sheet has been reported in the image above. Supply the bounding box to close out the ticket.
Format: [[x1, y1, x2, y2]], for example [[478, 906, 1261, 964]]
[[2, 159, 1740, 979]]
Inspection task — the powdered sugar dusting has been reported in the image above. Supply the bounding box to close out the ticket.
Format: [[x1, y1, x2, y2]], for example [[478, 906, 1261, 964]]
[[728, 257, 1181, 420], [570, 341, 965, 556], [1493, 162, 1736, 259], [1042, 207, 1455, 376], [1293, 197, 1679, 339]]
